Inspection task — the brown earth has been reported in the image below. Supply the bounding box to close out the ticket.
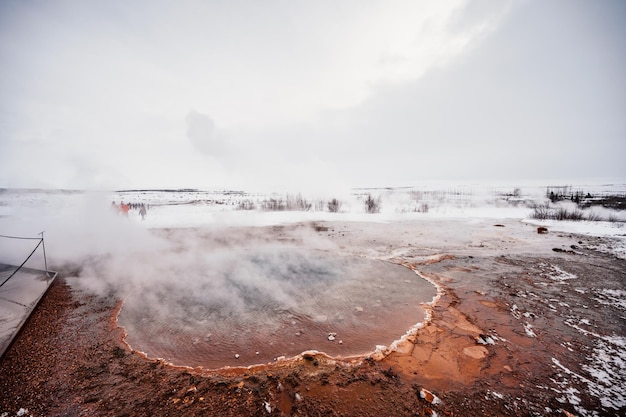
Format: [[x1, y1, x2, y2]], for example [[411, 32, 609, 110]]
[[1, 220, 625, 416]]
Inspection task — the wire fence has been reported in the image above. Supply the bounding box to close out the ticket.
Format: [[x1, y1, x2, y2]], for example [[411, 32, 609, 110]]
[[0, 233, 48, 289]]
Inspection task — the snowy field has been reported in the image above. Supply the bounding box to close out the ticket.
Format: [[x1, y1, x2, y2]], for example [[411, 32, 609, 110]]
[[1, 182, 625, 263], [1, 184, 625, 224]]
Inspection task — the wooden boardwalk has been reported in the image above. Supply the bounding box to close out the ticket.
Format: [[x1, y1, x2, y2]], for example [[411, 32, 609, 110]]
[[0, 264, 57, 358]]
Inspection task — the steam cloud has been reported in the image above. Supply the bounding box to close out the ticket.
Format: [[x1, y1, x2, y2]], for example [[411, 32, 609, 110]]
[[0, 192, 346, 324], [0, 191, 350, 328], [185, 110, 225, 156]]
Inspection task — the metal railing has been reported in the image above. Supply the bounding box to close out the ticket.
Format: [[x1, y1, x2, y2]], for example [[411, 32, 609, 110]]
[[0, 232, 50, 288]]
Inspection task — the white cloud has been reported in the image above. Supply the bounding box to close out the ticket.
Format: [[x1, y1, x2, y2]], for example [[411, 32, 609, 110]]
[[1, 0, 503, 130], [0, 0, 623, 190]]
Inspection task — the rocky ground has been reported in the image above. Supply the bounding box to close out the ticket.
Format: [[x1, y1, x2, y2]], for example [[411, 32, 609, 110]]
[[1, 219, 625, 416]]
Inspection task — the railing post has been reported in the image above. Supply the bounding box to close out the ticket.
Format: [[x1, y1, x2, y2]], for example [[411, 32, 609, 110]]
[[39, 231, 50, 277]]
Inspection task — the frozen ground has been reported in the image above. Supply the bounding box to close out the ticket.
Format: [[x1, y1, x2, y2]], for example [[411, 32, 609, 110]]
[[1, 183, 625, 416], [2, 183, 624, 263]]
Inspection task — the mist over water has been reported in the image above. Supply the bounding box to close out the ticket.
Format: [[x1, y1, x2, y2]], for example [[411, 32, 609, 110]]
[[116, 242, 435, 368], [70, 223, 433, 368]]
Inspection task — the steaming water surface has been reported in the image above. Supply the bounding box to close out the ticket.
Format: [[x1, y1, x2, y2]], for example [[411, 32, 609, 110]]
[[118, 247, 436, 369]]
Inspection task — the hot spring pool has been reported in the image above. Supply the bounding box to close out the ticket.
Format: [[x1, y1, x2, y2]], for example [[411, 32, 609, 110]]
[[117, 247, 436, 369]]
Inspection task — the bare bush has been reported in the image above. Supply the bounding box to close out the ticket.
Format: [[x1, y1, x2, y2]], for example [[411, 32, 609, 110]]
[[531, 204, 587, 221], [286, 194, 312, 211], [237, 200, 256, 210], [417, 202, 429, 213], [585, 211, 603, 222], [554, 207, 585, 221], [530, 203, 552, 220], [261, 198, 286, 211], [327, 198, 342, 213], [607, 214, 623, 223], [364, 194, 381, 213], [261, 194, 312, 211]]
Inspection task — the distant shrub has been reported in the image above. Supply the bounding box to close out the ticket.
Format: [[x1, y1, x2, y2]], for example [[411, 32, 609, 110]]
[[554, 207, 585, 221], [261, 194, 311, 211], [531, 203, 591, 222], [327, 198, 342, 213], [286, 194, 312, 211], [364, 194, 381, 214], [530, 203, 552, 220], [585, 211, 602, 222], [261, 198, 286, 211], [500, 187, 521, 198], [607, 213, 624, 223], [237, 200, 256, 210]]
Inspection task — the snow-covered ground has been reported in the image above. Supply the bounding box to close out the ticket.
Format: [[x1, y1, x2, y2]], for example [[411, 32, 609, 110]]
[[1, 183, 625, 263], [524, 218, 626, 259]]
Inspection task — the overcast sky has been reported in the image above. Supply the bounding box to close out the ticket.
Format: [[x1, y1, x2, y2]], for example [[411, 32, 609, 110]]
[[0, 0, 624, 192]]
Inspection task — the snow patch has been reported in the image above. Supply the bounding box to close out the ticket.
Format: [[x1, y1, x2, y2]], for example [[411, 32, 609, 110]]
[[486, 390, 504, 400], [0, 410, 34, 417], [548, 265, 577, 282], [593, 289, 626, 311], [524, 219, 626, 259], [551, 333, 626, 413], [523, 322, 537, 337]]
